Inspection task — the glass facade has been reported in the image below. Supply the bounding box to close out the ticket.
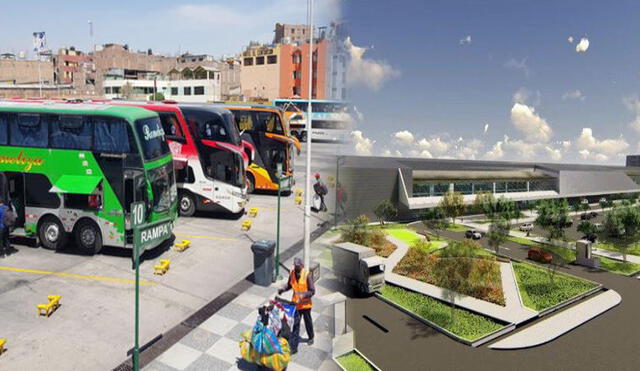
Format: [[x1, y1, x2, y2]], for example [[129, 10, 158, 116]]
[[412, 178, 556, 197]]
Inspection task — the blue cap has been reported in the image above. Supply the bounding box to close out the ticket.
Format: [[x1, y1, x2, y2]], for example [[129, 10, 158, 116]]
[[294, 257, 303, 266]]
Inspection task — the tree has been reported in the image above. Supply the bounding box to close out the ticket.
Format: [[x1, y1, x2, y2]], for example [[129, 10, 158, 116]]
[[546, 250, 567, 284], [577, 220, 596, 237], [431, 241, 476, 324], [473, 191, 495, 216], [603, 206, 640, 262], [148, 92, 165, 101], [439, 190, 465, 225], [535, 199, 571, 241], [487, 217, 510, 255], [421, 207, 450, 238], [120, 82, 133, 99], [373, 200, 397, 226]]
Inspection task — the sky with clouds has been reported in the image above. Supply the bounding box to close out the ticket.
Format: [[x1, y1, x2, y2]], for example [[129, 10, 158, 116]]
[[343, 0, 640, 164], [0, 0, 339, 57]]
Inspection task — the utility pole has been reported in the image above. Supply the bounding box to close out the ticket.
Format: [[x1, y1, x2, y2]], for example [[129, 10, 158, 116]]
[[303, 0, 314, 268]]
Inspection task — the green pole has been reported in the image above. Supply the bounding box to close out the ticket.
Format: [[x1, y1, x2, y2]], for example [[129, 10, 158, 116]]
[[134, 244, 140, 371], [275, 173, 281, 280]]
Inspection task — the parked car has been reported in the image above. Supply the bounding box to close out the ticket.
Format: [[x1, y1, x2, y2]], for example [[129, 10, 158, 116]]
[[594, 223, 604, 232], [582, 234, 598, 243], [528, 247, 553, 264], [563, 220, 574, 228], [580, 198, 589, 205], [519, 223, 534, 232], [580, 211, 599, 220], [465, 229, 482, 240]]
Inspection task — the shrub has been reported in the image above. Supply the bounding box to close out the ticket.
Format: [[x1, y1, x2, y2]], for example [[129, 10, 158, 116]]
[[339, 215, 397, 257]]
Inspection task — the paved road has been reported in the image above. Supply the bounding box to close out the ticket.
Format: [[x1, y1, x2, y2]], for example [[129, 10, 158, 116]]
[[347, 225, 640, 371], [0, 143, 341, 371]]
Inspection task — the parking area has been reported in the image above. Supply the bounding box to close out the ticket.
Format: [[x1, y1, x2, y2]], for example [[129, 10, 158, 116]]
[[0, 143, 342, 371]]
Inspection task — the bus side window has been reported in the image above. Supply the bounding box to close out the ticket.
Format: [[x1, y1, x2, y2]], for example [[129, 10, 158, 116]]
[[236, 112, 254, 131], [159, 112, 184, 139], [10, 113, 48, 148], [94, 118, 131, 153], [50, 115, 92, 150], [0, 114, 8, 145]]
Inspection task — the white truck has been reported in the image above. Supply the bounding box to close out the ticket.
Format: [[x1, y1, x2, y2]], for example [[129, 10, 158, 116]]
[[331, 242, 386, 294]]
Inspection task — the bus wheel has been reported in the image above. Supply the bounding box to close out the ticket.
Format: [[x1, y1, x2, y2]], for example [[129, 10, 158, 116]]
[[246, 173, 256, 194], [38, 216, 67, 251], [179, 192, 196, 217], [300, 131, 307, 143], [74, 219, 103, 255]]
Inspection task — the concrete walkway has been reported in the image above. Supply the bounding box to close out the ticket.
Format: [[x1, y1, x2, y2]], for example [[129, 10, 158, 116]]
[[489, 289, 622, 350], [384, 237, 537, 324], [591, 247, 640, 264]]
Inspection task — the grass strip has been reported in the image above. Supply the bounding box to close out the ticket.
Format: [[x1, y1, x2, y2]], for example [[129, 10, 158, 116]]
[[336, 351, 376, 371], [380, 284, 503, 342], [512, 262, 597, 312], [598, 256, 640, 275]]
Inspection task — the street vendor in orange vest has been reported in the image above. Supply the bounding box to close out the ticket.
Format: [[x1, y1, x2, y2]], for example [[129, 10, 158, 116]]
[[278, 257, 315, 354]]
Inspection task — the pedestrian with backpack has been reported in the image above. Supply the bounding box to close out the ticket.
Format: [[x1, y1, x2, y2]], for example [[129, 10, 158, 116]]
[[312, 173, 328, 213], [0, 201, 7, 258]]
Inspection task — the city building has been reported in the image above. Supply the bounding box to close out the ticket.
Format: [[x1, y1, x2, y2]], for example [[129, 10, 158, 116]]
[[240, 38, 328, 101], [103, 65, 221, 102], [338, 155, 640, 220], [274, 23, 312, 44], [53, 47, 96, 95], [325, 22, 349, 101]]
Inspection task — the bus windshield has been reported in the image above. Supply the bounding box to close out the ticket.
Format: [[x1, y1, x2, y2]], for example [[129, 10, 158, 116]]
[[194, 112, 241, 146], [135, 117, 171, 160], [234, 110, 284, 135], [148, 161, 177, 213]]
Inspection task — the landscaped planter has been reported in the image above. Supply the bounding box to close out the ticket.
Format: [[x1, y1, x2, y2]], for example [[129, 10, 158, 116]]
[[335, 349, 381, 371], [376, 284, 515, 347]]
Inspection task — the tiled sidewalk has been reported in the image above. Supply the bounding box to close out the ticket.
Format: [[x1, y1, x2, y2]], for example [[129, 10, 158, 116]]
[[143, 256, 342, 371]]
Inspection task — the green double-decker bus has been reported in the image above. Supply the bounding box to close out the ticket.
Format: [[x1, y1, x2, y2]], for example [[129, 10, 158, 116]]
[[0, 102, 177, 254]]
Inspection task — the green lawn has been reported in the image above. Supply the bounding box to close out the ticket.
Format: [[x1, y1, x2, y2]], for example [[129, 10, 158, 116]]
[[446, 224, 468, 232], [380, 285, 504, 342], [598, 256, 640, 275], [386, 227, 446, 253], [512, 262, 598, 312], [507, 235, 540, 247], [336, 351, 375, 371], [596, 241, 640, 257]]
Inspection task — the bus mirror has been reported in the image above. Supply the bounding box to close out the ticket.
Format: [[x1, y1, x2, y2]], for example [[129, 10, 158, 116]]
[[166, 135, 186, 144]]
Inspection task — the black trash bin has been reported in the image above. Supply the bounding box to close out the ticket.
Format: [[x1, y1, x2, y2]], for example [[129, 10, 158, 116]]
[[251, 240, 276, 286]]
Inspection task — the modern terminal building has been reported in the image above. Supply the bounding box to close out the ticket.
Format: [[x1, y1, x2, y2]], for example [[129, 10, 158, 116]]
[[337, 155, 640, 220]]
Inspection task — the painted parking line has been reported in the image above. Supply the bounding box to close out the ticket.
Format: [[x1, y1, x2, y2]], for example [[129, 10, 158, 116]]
[[0, 266, 156, 286], [174, 233, 237, 241]]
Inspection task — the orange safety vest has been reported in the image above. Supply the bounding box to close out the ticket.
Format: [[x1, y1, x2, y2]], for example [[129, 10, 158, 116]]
[[289, 269, 312, 310]]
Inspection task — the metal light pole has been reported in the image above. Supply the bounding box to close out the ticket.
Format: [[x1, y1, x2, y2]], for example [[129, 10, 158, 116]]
[[275, 163, 282, 280], [303, 0, 314, 268]]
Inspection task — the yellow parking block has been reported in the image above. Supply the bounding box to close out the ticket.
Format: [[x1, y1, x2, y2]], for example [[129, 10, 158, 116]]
[[0, 338, 6, 355], [248, 207, 259, 217], [241, 220, 252, 231], [295, 188, 303, 197], [154, 259, 170, 275], [174, 240, 191, 252], [37, 295, 61, 317], [295, 195, 303, 205]]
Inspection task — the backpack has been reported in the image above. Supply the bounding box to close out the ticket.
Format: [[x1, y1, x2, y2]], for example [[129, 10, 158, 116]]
[[314, 182, 328, 196], [3, 207, 16, 230]]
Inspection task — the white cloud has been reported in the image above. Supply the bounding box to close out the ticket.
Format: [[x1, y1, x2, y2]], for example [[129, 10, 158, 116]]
[[504, 58, 529, 77], [562, 89, 585, 101], [623, 95, 640, 133], [351, 131, 375, 156], [510, 103, 553, 142], [344, 37, 400, 91], [485, 141, 504, 160], [459, 35, 472, 45], [512, 87, 540, 106], [418, 137, 451, 155], [483, 123, 490, 133], [568, 36, 574, 43], [382, 149, 402, 157], [393, 130, 415, 145], [576, 128, 628, 157], [545, 146, 562, 161], [576, 38, 590, 53]]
